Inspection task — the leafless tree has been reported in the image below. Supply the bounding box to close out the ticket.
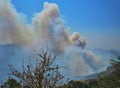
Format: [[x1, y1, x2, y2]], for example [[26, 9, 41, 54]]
[[8, 48, 65, 88]]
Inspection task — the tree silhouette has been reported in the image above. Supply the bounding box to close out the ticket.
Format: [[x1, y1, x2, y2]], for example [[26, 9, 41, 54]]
[[8, 48, 64, 88]]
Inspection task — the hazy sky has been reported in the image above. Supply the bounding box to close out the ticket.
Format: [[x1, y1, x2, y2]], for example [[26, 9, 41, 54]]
[[11, 0, 120, 49], [0, 0, 120, 80]]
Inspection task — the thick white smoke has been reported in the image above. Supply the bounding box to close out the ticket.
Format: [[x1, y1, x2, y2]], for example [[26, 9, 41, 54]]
[[0, 1, 86, 51], [64, 46, 105, 76], [0, 0, 106, 79], [0, 0, 34, 45]]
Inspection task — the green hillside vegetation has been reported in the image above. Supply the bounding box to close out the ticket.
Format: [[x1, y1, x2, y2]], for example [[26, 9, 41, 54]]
[[63, 56, 120, 88]]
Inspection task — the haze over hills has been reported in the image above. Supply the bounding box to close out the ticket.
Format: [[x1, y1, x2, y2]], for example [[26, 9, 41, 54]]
[[0, 44, 120, 81], [73, 66, 114, 80], [0, 44, 31, 82], [0, 1, 120, 87]]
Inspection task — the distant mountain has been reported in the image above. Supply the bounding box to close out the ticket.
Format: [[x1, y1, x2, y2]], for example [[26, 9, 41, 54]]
[[63, 65, 118, 88], [71, 48, 120, 80], [73, 66, 114, 80], [89, 48, 120, 58], [0, 44, 120, 82], [90, 48, 120, 57]]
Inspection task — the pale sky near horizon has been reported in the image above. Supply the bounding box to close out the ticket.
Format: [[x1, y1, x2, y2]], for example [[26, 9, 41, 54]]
[[10, 0, 120, 49]]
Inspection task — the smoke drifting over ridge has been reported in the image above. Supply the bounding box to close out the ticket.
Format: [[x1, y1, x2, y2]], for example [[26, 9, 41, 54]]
[[0, 0, 107, 79], [0, 1, 86, 51]]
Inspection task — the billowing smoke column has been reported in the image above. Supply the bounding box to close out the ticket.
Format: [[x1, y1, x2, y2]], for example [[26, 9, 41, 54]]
[[0, 1, 86, 52], [71, 32, 86, 49], [0, 0, 33, 45], [0, 0, 106, 79]]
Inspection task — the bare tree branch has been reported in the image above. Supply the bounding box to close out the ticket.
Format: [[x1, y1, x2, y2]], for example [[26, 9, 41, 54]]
[[9, 48, 65, 88]]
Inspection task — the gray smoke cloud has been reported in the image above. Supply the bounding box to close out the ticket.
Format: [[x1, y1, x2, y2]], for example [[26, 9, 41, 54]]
[[0, 1, 86, 51], [32, 2, 87, 52], [64, 47, 106, 76], [0, 0, 107, 80], [0, 0, 33, 45]]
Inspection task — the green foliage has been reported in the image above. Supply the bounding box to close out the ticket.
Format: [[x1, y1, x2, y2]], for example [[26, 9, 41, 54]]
[[63, 79, 98, 88], [63, 56, 120, 88], [1, 78, 21, 88], [94, 56, 120, 88]]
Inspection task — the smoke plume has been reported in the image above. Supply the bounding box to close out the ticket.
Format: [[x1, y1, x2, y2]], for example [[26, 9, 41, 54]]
[[0, 1, 86, 52], [0, 0, 107, 80], [0, 0, 33, 45]]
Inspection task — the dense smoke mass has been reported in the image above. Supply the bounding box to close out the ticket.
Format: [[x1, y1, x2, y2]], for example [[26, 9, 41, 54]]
[[0, 1, 86, 51], [0, 0, 113, 81]]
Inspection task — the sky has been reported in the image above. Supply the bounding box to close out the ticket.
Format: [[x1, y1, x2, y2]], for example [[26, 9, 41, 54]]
[[9, 0, 120, 49], [0, 0, 120, 81]]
